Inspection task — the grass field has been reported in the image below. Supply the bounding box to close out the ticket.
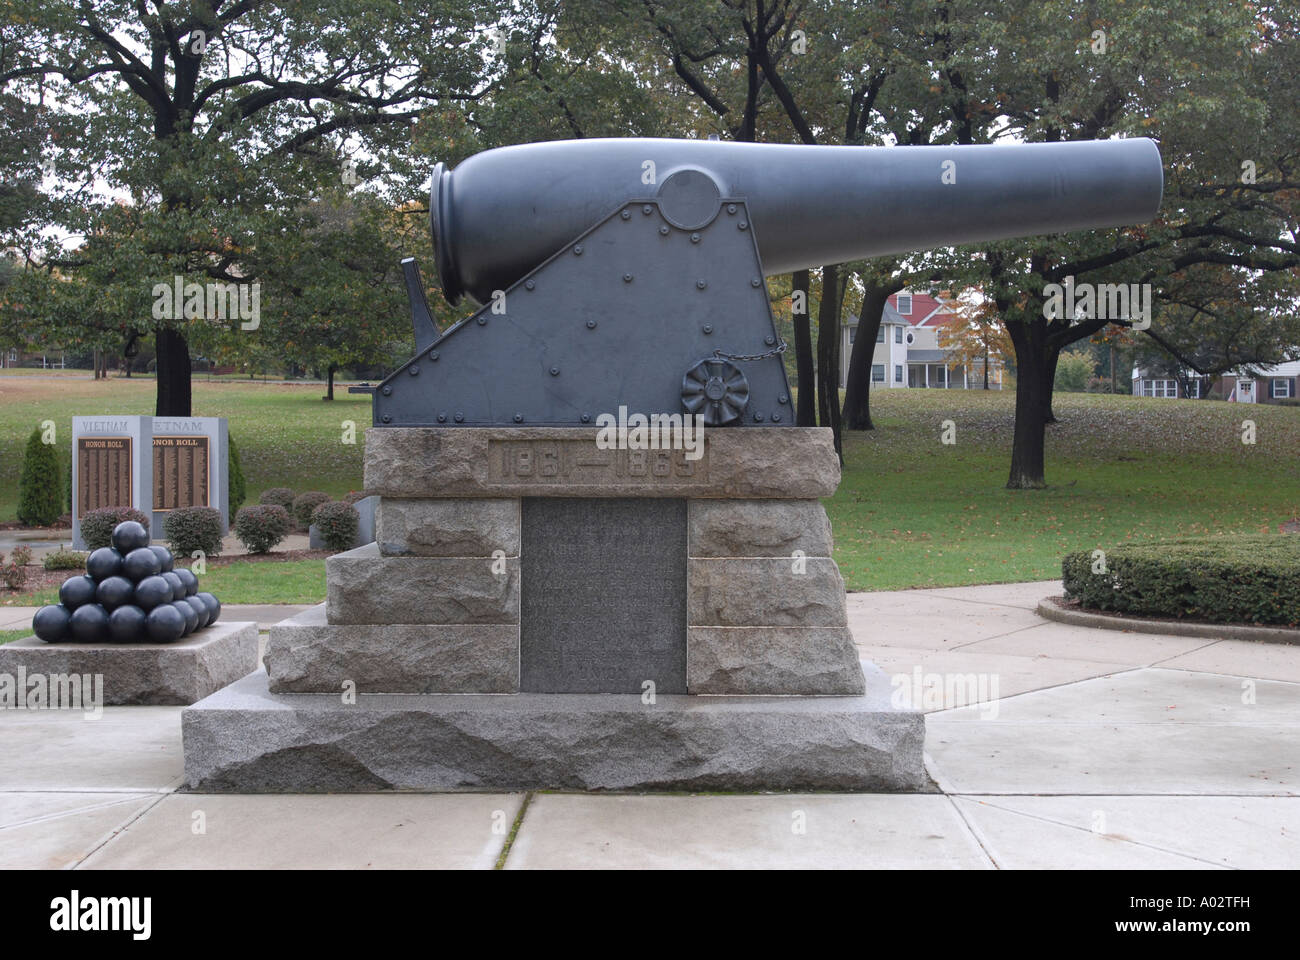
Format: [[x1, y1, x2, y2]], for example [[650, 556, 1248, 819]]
[[3, 373, 1297, 594], [0, 374, 369, 515], [832, 390, 1300, 590]]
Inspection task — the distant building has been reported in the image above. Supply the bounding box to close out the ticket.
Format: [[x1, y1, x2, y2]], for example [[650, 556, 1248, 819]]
[[1131, 360, 1298, 402], [840, 290, 1005, 389]]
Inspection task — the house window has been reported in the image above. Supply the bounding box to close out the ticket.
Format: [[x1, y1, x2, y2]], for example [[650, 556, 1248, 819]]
[[1274, 379, 1293, 399], [875, 326, 885, 343], [895, 364, 903, 383], [872, 364, 885, 382], [6, 349, 15, 363], [1143, 379, 1177, 398], [1186, 380, 1200, 399], [848, 327, 856, 344], [897, 294, 912, 315], [894, 325, 903, 343]]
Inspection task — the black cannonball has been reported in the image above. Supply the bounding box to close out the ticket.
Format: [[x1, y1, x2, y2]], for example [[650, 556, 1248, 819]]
[[174, 567, 199, 597], [107, 604, 148, 643], [122, 547, 162, 582], [171, 599, 198, 636], [32, 604, 72, 643], [146, 603, 186, 643], [197, 592, 220, 626], [86, 547, 124, 581], [95, 575, 136, 611], [133, 575, 173, 611], [69, 603, 109, 643], [148, 544, 174, 573], [111, 520, 150, 553], [59, 574, 98, 610], [161, 571, 184, 601], [184, 594, 210, 630]]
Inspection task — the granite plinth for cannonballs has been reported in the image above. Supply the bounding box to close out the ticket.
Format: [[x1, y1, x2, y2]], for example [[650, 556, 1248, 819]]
[[180, 661, 930, 793], [0, 621, 259, 706]]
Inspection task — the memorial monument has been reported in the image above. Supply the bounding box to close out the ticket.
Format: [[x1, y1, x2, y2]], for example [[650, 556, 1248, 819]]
[[71, 416, 229, 549], [183, 136, 1163, 791]]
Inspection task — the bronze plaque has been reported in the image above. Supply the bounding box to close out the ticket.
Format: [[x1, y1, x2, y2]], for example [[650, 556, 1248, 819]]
[[77, 437, 133, 512], [152, 435, 210, 510]]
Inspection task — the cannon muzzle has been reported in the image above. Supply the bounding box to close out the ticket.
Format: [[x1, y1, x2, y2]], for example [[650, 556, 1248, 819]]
[[431, 137, 1163, 306]]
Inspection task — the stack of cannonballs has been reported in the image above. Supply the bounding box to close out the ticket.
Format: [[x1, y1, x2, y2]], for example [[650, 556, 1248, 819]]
[[31, 521, 222, 644]]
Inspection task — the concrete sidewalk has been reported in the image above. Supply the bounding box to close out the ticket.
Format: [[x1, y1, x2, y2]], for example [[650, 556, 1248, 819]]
[[2, 581, 1297, 869]]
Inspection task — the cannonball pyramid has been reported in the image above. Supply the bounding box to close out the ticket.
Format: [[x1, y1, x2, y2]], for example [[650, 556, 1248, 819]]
[[31, 521, 222, 644]]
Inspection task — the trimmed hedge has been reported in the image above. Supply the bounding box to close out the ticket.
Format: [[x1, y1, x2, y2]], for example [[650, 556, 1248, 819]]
[[292, 491, 331, 530], [258, 487, 295, 511], [17, 429, 62, 526], [80, 507, 150, 549], [234, 504, 290, 554], [163, 506, 224, 557], [43, 547, 89, 570], [311, 500, 359, 551], [1063, 535, 1300, 627]]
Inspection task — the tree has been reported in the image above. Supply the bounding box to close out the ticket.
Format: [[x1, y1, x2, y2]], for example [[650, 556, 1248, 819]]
[[17, 428, 62, 525], [939, 289, 1013, 390], [3, 0, 495, 415]]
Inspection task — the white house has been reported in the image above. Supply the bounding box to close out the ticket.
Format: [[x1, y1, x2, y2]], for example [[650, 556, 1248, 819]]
[[840, 290, 1005, 389]]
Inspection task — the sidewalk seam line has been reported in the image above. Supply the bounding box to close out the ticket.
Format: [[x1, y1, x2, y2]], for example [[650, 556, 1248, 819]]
[[494, 792, 532, 870]]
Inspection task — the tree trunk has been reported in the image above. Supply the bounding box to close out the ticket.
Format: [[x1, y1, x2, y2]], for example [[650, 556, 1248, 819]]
[[1109, 343, 1117, 393], [155, 327, 193, 416], [1006, 321, 1049, 489], [842, 281, 893, 430], [983, 343, 989, 390], [815, 264, 844, 458], [1043, 345, 1061, 424], [324, 364, 336, 401], [791, 269, 816, 426]]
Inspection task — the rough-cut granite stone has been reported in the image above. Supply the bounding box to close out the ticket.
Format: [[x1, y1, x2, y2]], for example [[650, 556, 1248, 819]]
[[180, 662, 930, 793], [688, 557, 848, 627], [687, 626, 864, 695], [363, 427, 840, 499], [0, 621, 258, 706], [266, 603, 518, 694], [326, 542, 519, 625], [378, 498, 519, 557], [688, 499, 833, 558]]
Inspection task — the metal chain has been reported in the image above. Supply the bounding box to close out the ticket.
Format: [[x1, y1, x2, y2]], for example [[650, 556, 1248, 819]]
[[712, 338, 788, 362]]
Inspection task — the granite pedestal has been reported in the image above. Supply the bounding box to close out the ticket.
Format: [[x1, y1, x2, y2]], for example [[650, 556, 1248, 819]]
[[184, 427, 926, 791], [1, 621, 259, 706]]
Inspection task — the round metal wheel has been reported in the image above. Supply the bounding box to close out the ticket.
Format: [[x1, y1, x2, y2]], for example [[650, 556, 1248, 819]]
[[682, 358, 749, 425]]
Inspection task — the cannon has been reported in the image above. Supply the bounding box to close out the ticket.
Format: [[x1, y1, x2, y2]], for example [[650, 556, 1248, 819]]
[[374, 137, 1163, 427]]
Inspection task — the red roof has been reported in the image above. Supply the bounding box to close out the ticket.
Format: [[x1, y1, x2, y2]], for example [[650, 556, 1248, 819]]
[[888, 291, 959, 327]]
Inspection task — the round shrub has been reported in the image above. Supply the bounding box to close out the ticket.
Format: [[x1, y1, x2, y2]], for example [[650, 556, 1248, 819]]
[[292, 491, 331, 530], [258, 487, 295, 512], [227, 436, 247, 512], [43, 547, 90, 571], [234, 504, 290, 554], [17, 429, 62, 526], [163, 506, 224, 558], [311, 501, 359, 551], [80, 507, 150, 550]]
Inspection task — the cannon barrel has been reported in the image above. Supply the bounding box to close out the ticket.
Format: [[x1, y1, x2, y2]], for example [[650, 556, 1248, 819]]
[[430, 137, 1163, 306]]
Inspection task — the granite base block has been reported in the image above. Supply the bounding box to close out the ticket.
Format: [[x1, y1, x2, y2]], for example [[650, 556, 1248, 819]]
[[326, 542, 519, 625], [181, 662, 929, 793], [0, 621, 259, 706], [266, 603, 518, 694], [687, 626, 865, 695]]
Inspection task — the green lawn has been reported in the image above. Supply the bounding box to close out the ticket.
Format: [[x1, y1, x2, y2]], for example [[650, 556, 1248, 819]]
[[831, 390, 1300, 590], [0, 628, 29, 645], [4, 374, 1298, 595]]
